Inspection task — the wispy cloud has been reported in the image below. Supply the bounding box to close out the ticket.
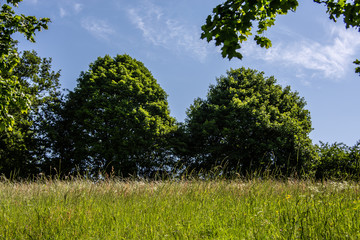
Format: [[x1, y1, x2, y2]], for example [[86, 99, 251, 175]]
[[244, 25, 360, 80], [24, 0, 38, 4], [81, 17, 115, 40], [127, 1, 210, 62], [59, 7, 67, 18], [59, 2, 83, 18], [73, 3, 83, 14]]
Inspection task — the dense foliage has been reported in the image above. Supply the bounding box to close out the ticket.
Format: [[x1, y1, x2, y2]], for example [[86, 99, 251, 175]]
[[182, 68, 315, 176], [46, 55, 176, 177], [0, 50, 61, 177], [0, 0, 49, 132], [0, 0, 54, 177], [314, 141, 360, 179]]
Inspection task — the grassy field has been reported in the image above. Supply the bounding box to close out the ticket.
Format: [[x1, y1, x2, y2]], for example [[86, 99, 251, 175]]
[[0, 177, 360, 239]]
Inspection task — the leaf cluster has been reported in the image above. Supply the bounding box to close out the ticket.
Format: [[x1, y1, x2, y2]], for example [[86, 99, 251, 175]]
[[202, 0, 360, 74], [201, 0, 298, 60]]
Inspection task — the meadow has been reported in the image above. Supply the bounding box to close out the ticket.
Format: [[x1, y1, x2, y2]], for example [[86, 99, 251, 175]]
[[1, 177, 360, 239]]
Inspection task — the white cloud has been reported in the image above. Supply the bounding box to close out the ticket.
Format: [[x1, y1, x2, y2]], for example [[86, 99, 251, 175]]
[[59, 7, 67, 18], [73, 3, 83, 14], [58, 2, 83, 18], [81, 17, 115, 40], [244, 25, 360, 80], [127, 1, 211, 62]]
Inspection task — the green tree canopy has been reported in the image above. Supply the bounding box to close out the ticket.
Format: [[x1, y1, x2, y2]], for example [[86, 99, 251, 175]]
[[51, 54, 176, 177], [313, 140, 360, 180], [184, 67, 315, 175], [0, 0, 50, 132], [201, 0, 360, 73], [0, 50, 61, 177]]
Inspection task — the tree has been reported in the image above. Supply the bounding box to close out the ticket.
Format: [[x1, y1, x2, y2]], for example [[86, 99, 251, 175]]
[[50, 54, 176, 177], [313, 140, 360, 180], [0, 50, 61, 177], [0, 0, 49, 132], [184, 67, 315, 176], [201, 0, 360, 73]]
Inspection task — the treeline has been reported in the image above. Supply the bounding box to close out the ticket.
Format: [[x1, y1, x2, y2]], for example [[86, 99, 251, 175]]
[[1, 1, 359, 180], [1, 52, 360, 180]]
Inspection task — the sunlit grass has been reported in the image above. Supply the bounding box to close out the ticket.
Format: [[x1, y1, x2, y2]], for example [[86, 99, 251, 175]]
[[0, 177, 359, 239]]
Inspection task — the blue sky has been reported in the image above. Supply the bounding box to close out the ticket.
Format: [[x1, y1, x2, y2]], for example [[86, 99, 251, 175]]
[[15, 0, 360, 146]]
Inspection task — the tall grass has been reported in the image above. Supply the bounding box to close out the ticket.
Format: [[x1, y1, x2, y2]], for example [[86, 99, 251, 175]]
[[0, 177, 359, 239]]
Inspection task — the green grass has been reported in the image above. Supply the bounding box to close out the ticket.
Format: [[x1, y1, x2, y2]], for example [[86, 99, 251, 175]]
[[1, 178, 360, 239]]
